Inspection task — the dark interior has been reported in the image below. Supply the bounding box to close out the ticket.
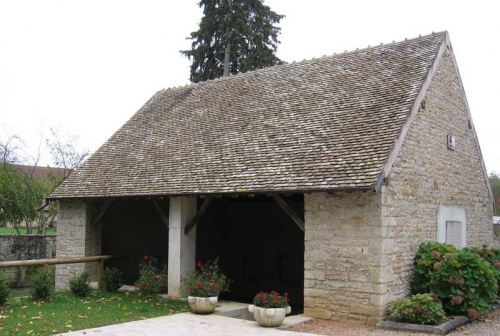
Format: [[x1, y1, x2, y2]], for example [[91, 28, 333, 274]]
[[196, 195, 305, 311], [101, 199, 169, 285]]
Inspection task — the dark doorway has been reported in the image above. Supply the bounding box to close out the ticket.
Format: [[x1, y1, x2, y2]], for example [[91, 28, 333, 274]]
[[101, 199, 169, 285], [196, 194, 304, 311]]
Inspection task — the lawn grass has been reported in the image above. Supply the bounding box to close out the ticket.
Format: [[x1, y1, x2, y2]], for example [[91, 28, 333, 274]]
[[0, 227, 56, 235], [10, 288, 31, 299], [0, 291, 189, 335]]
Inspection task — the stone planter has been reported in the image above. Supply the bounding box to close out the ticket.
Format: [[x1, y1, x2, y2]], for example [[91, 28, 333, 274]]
[[187, 296, 218, 314], [248, 305, 291, 327]]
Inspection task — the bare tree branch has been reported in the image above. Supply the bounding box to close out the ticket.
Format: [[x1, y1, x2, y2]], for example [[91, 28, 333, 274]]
[[46, 127, 90, 172]]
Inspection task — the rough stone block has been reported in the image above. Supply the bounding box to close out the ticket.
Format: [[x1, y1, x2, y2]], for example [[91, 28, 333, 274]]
[[304, 308, 332, 320], [304, 297, 315, 308]]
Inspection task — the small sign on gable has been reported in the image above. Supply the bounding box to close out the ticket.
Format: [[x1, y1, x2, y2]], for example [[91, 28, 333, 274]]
[[447, 134, 456, 150]]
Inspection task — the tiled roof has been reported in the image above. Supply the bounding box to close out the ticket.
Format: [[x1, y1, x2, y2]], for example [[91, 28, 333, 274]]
[[50, 32, 446, 198]]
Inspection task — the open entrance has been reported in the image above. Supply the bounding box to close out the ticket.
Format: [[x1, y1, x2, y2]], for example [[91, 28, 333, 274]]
[[101, 199, 169, 285], [196, 194, 304, 311]]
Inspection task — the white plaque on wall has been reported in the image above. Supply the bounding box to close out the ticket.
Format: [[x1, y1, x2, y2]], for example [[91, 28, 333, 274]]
[[446, 221, 463, 249]]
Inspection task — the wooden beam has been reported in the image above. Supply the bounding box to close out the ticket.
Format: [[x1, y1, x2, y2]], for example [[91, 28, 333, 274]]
[[273, 194, 305, 232], [152, 199, 169, 229], [91, 200, 113, 226], [0, 255, 112, 268], [184, 196, 213, 235]]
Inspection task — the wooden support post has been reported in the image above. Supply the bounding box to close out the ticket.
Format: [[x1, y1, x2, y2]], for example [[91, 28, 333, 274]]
[[184, 196, 213, 235], [152, 199, 169, 229], [92, 200, 113, 226], [272, 194, 305, 232], [97, 259, 104, 290]]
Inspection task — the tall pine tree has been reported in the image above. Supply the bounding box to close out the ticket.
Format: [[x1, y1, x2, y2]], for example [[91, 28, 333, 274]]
[[181, 0, 284, 83]]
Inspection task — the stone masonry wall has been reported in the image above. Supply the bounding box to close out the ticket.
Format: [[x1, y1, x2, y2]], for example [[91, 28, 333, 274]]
[[380, 50, 494, 303], [304, 191, 387, 325], [0, 235, 56, 285], [55, 199, 102, 290]]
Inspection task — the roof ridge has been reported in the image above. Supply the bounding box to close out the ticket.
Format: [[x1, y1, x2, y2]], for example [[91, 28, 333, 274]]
[[162, 31, 447, 93]]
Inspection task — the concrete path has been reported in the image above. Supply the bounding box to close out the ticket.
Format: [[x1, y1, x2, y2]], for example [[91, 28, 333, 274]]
[[57, 312, 317, 336]]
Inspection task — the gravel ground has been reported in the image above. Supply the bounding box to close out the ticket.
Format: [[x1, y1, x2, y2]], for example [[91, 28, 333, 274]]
[[287, 308, 500, 336]]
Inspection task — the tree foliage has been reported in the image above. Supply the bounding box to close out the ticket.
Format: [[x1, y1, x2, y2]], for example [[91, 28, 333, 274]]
[[0, 129, 88, 234], [0, 135, 55, 233], [489, 172, 500, 215], [0, 162, 51, 232], [181, 0, 285, 83]]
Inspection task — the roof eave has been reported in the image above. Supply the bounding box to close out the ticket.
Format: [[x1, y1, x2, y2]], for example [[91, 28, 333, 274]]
[[46, 185, 375, 201]]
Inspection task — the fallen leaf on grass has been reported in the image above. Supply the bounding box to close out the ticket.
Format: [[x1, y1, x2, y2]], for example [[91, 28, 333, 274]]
[[78, 315, 88, 319]]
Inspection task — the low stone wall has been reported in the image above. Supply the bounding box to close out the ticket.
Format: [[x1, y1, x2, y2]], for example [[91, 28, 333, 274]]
[[0, 234, 56, 286], [494, 224, 500, 248]]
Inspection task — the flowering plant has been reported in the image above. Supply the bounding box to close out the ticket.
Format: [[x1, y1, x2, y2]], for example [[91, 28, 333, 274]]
[[183, 258, 231, 297], [135, 255, 168, 295], [253, 291, 289, 308], [390, 293, 446, 325]]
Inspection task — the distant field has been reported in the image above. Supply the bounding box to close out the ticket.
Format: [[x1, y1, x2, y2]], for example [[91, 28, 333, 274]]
[[0, 227, 56, 235]]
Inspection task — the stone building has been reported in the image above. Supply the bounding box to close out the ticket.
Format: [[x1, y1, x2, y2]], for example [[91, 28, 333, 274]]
[[48, 32, 494, 324]]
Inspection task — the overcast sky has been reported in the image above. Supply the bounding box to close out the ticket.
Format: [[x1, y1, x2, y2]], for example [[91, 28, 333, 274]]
[[0, 0, 499, 174]]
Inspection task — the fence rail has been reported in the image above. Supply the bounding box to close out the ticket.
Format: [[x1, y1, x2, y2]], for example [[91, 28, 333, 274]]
[[0, 255, 112, 289]]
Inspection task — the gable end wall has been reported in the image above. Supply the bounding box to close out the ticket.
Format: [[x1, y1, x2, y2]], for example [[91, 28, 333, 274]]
[[380, 49, 494, 302]]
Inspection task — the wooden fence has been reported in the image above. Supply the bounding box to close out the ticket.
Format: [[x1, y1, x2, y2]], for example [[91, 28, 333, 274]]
[[0, 255, 112, 289]]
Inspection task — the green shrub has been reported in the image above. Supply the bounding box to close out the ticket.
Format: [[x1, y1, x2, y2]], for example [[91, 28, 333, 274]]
[[464, 245, 500, 292], [0, 271, 10, 306], [390, 293, 446, 325], [411, 242, 458, 294], [69, 271, 92, 297], [101, 267, 124, 293], [464, 245, 500, 265], [31, 268, 53, 301], [412, 242, 498, 315]]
